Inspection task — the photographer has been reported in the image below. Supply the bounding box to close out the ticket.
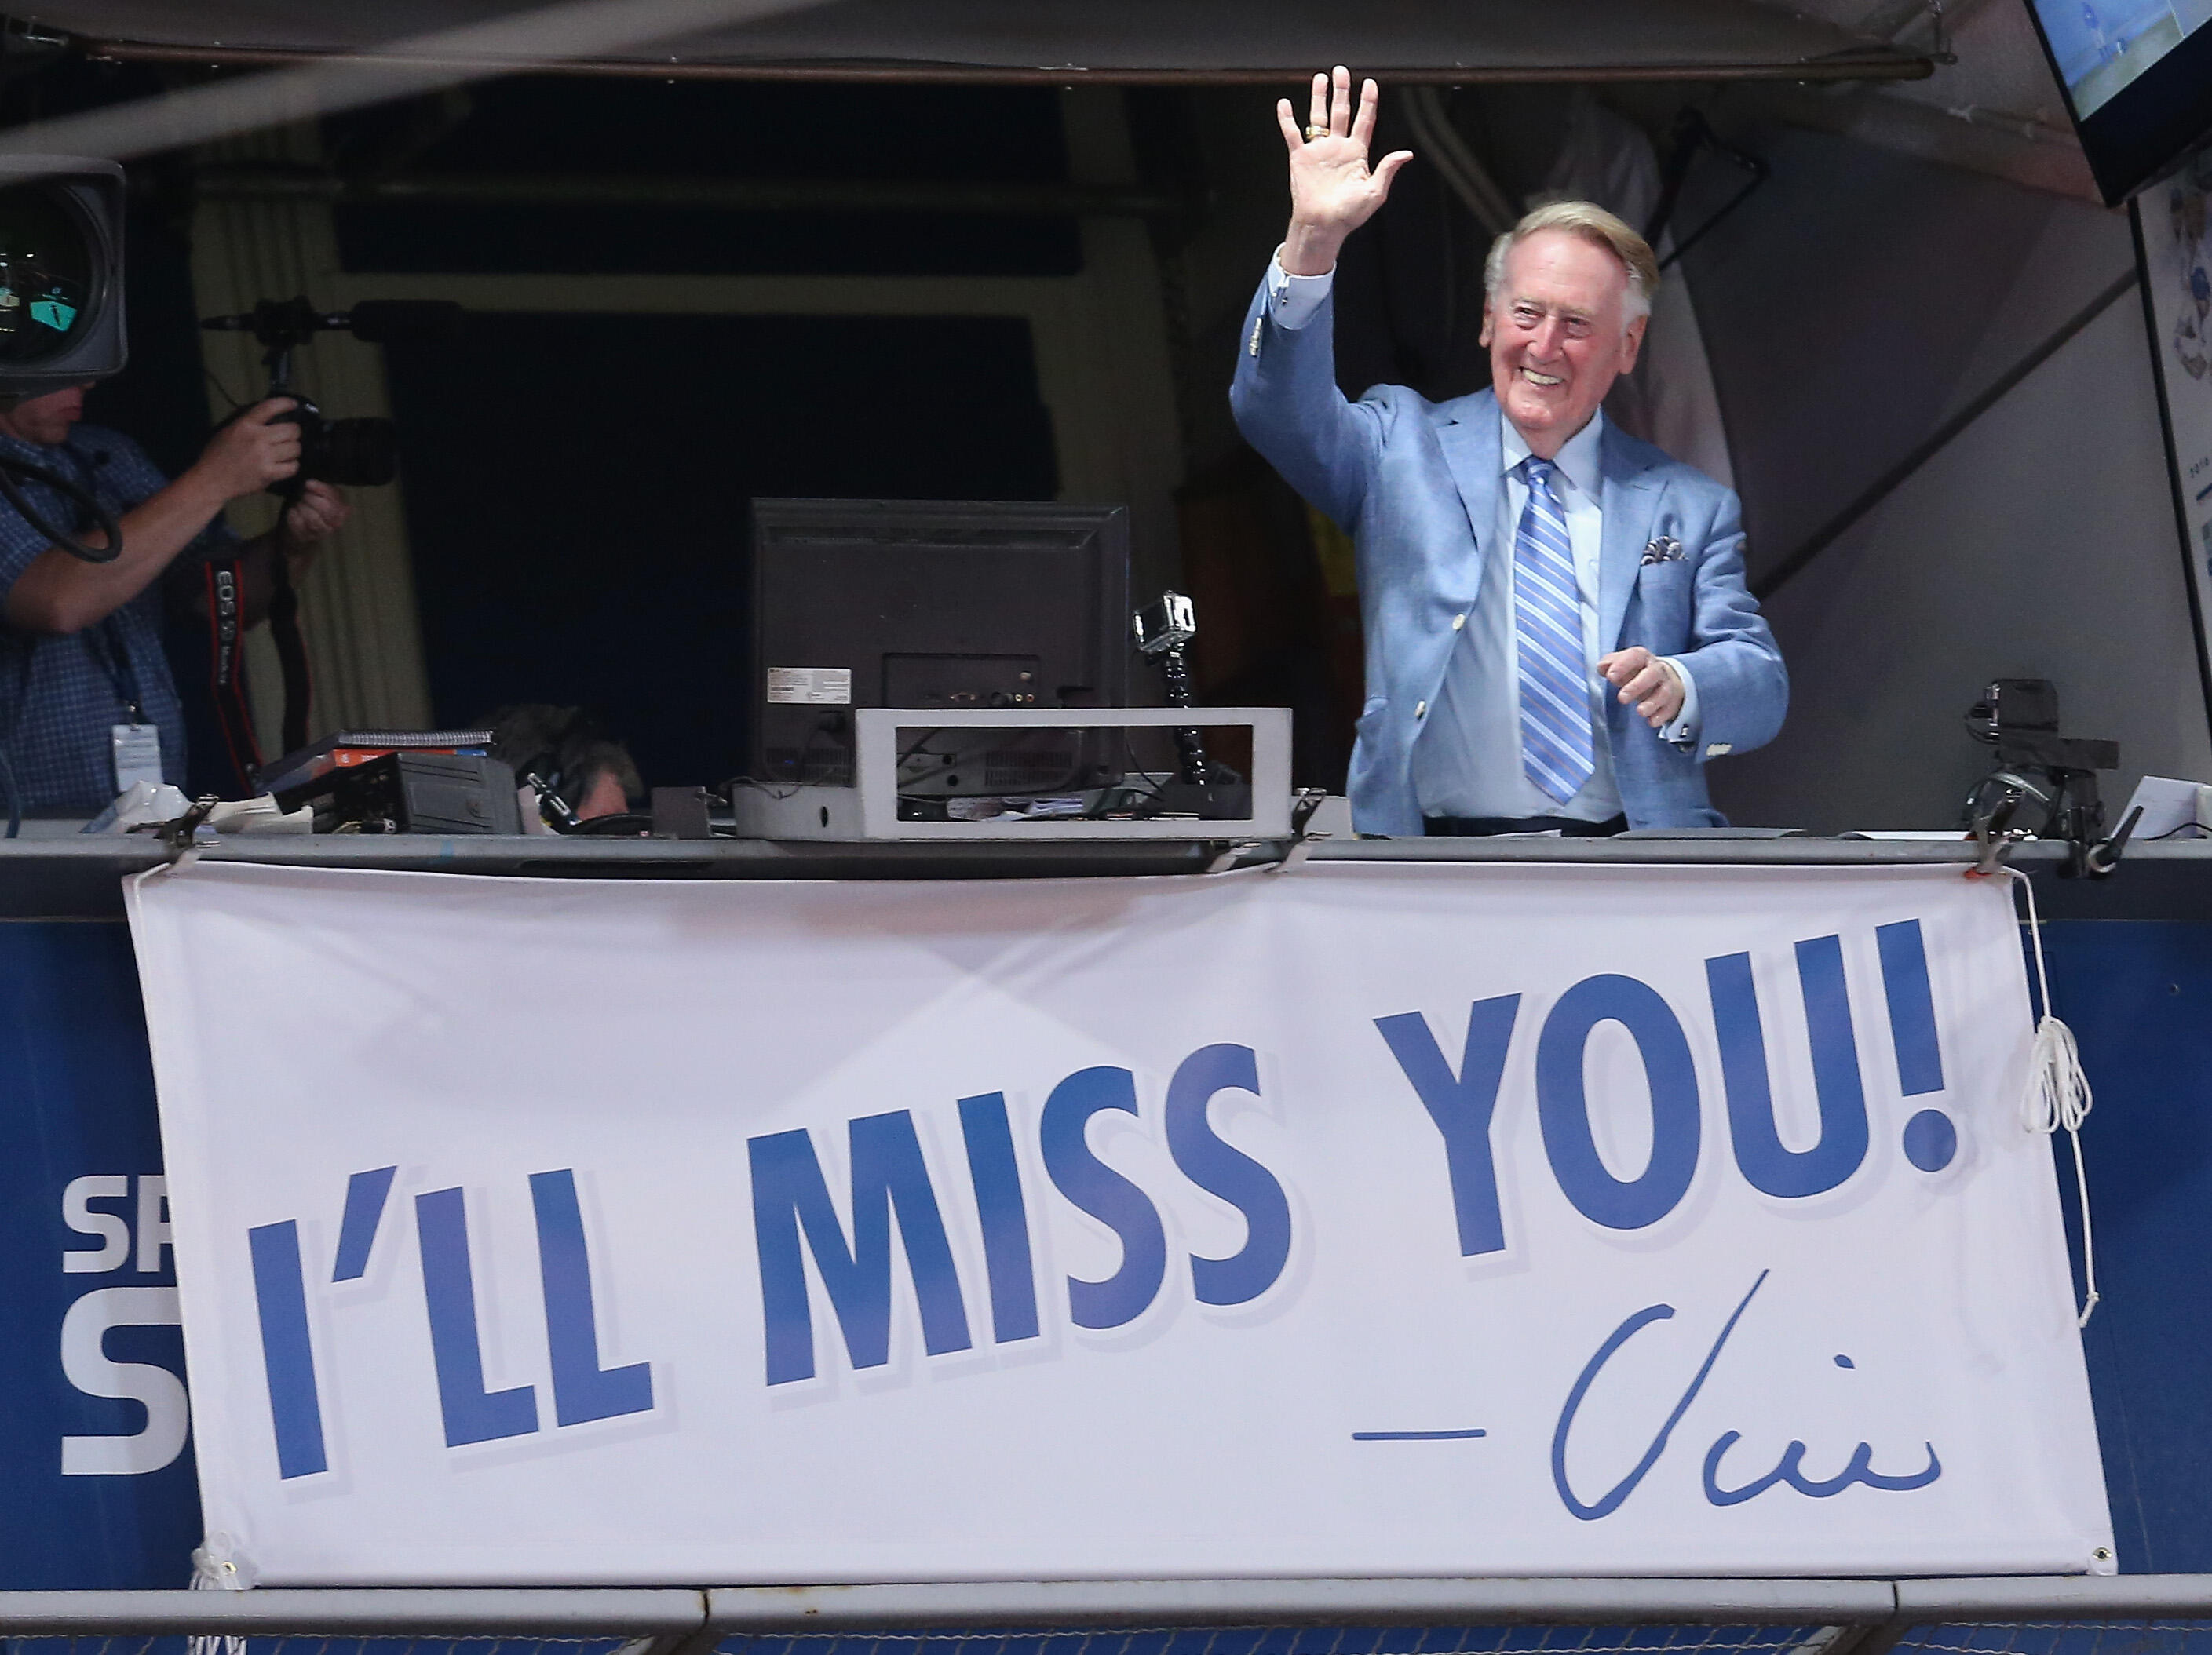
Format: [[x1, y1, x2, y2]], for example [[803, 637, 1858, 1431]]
[[0, 384, 349, 815]]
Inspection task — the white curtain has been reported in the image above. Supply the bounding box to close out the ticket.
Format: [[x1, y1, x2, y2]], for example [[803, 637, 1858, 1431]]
[[191, 126, 434, 754], [1542, 93, 1737, 490]]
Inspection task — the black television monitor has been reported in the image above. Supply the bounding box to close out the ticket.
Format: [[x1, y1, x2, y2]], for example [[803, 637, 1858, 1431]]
[[746, 498, 1130, 795], [2026, 0, 2212, 203]]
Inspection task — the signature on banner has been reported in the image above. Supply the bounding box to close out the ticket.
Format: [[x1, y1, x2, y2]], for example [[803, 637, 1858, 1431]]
[[1550, 1269, 1942, 1521]]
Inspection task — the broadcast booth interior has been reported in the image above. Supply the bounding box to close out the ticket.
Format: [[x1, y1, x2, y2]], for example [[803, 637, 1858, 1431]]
[[9, 0, 2212, 1642]]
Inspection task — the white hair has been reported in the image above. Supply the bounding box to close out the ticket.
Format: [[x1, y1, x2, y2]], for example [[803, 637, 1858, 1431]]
[[1484, 199, 1659, 326]]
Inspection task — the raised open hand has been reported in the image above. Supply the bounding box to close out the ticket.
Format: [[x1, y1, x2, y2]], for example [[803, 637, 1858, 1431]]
[[1275, 67, 1414, 275]]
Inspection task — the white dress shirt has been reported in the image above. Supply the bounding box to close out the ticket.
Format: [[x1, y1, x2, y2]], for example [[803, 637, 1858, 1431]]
[[1263, 253, 1702, 822]]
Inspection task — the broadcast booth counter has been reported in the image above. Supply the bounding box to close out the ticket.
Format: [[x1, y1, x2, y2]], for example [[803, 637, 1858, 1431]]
[[8, 2, 2212, 1654]]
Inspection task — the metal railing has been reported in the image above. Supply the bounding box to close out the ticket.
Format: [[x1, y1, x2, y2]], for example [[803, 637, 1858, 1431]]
[[2, 1576, 2212, 1655]]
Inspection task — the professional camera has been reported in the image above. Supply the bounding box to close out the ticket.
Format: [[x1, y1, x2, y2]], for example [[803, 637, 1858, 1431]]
[[0, 156, 126, 401], [200, 296, 463, 494], [197, 296, 462, 758], [0, 157, 130, 563]]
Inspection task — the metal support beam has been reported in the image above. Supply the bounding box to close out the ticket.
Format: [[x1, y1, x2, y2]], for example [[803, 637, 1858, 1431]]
[[0, 1588, 710, 1636], [86, 39, 1936, 85], [1896, 1574, 2212, 1620], [702, 1578, 1900, 1631], [0, 1575, 2201, 1638], [192, 163, 1188, 219]]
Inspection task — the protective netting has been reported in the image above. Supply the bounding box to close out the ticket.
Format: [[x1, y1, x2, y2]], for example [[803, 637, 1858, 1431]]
[[718, 1627, 1824, 1655], [1900, 1628, 2212, 1655], [715, 1628, 2212, 1655]]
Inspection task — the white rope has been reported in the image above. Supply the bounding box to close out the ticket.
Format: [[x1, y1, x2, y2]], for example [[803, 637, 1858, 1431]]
[[2008, 869, 2100, 1327], [188, 1531, 254, 1655]]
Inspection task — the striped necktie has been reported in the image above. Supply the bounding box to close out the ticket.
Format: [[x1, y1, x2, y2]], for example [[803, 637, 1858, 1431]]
[[1511, 455, 1595, 806]]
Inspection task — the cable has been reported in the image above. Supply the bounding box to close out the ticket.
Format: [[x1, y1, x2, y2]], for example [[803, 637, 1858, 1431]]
[[0, 454, 121, 563], [726, 774, 799, 801]]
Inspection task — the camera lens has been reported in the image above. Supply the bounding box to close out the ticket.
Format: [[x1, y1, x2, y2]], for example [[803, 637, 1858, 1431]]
[[319, 417, 400, 487], [0, 184, 93, 364]]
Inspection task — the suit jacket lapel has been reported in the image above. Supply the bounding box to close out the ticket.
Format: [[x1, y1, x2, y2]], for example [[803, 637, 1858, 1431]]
[[1438, 392, 1504, 601], [1597, 419, 1662, 654]]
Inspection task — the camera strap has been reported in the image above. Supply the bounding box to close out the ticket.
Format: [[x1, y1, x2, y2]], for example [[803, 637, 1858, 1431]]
[[202, 557, 262, 793], [265, 546, 312, 757]]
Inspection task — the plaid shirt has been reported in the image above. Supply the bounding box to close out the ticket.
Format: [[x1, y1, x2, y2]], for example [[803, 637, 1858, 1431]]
[[0, 425, 239, 815]]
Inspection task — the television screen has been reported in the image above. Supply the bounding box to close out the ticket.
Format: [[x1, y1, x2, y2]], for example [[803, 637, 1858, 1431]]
[[2136, 155, 2212, 724], [746, 498, 1130, 796], [2028, 0, 2212, 202]]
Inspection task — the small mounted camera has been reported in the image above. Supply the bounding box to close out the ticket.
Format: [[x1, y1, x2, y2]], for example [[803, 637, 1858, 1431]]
[[1133, 591, 1197, 660], [1962, 677, 2123, 874]]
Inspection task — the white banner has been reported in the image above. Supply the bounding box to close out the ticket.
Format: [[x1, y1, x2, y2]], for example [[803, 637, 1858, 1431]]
[[125, 859, 2112, 1586]]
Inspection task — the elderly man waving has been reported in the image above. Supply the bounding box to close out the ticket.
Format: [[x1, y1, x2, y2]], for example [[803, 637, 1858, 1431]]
[[1232, 67, 1786, 837]]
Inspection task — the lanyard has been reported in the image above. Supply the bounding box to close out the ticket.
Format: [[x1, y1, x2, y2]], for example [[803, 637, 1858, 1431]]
[[82, 616, 144, 723]]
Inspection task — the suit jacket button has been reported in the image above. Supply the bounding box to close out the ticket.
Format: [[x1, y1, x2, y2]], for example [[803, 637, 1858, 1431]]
[[1415, 700, 1427, 718], [1451, 614, 1466, 632]]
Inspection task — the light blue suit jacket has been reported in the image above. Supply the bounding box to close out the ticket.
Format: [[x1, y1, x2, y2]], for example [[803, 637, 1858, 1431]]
[[1228, 279, 1787, 835]]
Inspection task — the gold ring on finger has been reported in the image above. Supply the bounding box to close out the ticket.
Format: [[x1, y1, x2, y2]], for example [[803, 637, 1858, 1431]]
[[1305, 125, 1330, 140]]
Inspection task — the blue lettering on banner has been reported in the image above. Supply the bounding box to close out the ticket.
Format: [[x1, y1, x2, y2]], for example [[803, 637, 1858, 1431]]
[[246, 1219, 327, 1478], [749, 1112, 973, 1385], [1875, 919, 1947, 1096], [1378, 918, 1958, 1250], [1163, 1044, 1293, 1306], [739, 1055, 1299, 1377], [417, 1187, 539, 1445], [331, 1165, 396, 1282], [530, 1170, 654, 1425], [234, 917, 1956, 1478], [957, 1092, 1041, 1344], [1707, 939, 1870, 1199], [250, 1166, 659, 1475], [1041, 1067, 1169, 1330], [1538, 975, 1703, 1230], [1374, 997, 1520, 1257], [1902, 1109, 1958, 1172]]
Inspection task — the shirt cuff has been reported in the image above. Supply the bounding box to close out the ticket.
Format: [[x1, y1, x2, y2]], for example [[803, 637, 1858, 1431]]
[[1267, 250, 1336, 330], [1657, 656, 1701, 749]]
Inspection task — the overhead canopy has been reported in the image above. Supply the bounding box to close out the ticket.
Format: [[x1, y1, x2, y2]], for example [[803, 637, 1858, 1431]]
[[24, 0, 1932, 83]]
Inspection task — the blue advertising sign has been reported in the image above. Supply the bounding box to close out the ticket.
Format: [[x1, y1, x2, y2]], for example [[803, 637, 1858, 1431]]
[[0, 920, 197, 1588]]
